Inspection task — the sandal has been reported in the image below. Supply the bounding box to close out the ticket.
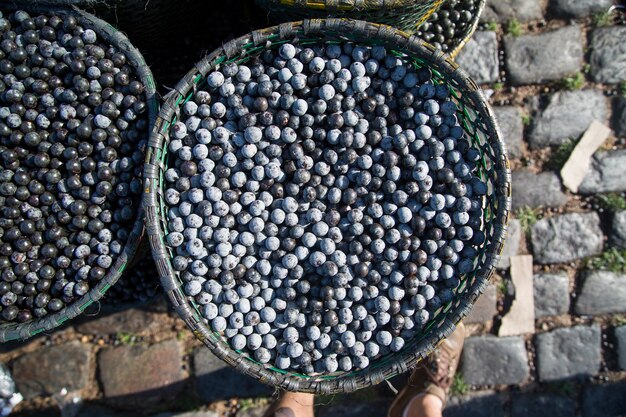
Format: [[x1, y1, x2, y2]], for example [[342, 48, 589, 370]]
[[387, 322, 465, 417]]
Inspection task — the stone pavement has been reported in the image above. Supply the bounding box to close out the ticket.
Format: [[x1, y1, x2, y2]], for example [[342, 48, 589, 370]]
[[3, 0, 626, 416]]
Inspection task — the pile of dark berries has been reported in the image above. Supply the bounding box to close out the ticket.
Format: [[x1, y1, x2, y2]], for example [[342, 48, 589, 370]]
[[0, 10, 148, 323], [165, 41, 486, 374], [417, 0, 481, 53], [104, 257, 160, 305]]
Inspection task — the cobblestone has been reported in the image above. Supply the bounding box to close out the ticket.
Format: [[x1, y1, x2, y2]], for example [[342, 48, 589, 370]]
[[75, 306, 163, 335], [528, 90, 607, 148], [576, 271, 626, 315], [578, 149, 626, 194], [456, 31, 499, 85], [531, 212, 603, 264], [445, 391, 504, 417], [582, 381, 626, 417], [98, 339, 185, 402], [504, 26, 583, 86], [193, 348, 271, 402], [610, 210, 626, 248], [153, 411, 218, 417], [497, 219, 520, 269], [590, 26, 626, 84], [12, 341, 92, 399], [534, 272, 570, 318], [510, 393, 577, 417], [480, 0, 544, 23], [511, 171, 567, 210], [493, 106, 524, 160], [536, 325, 602, 381], [317, 401, 389, 417], [549, 0, 613, 18], [616, 325, 626, 371], [77, 405, 133, 417], [461, 336, 529, 386], [465, 284, 497, 324]]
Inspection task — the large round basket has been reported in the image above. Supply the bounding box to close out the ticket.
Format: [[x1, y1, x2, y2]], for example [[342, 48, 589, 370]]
[[417, 0, 486, 58], [255, 0, 444, 34], [0, 4, 158, 342], [143, 19, 511, 394]]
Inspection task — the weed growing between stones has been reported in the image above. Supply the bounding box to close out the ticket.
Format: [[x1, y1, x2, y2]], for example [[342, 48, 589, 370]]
[[545, 139, 577, 170], [586, 247, 626, 273], [450, 373, 470, 395], [515, 206, 542, 237], [505, 19, 522, 37], [560, 72, 585, 91], [592, 11, 613, 27], [596, 193, 626, 212]]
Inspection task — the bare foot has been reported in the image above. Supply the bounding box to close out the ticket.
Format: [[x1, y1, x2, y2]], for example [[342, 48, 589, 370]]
[[265, 392, 315, 417]]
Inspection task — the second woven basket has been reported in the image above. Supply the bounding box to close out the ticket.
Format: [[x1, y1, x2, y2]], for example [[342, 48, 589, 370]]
[[256, 0, 444, 34], [144, 19, 510, 393]]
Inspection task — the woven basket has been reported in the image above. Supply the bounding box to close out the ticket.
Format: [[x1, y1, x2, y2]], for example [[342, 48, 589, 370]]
[[417, 0, 485, 58], [143, 19, 511, 394], [0, 4, 158, 342], [22, 0, 193, 46], [255, 0, 444, 34]]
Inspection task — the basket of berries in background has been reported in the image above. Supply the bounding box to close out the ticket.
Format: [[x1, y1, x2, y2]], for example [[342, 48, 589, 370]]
[[0, 5, 157, 342], [416, 0, 485, 57], [255, 0, 444, 35], [143, 19, 510, 393]]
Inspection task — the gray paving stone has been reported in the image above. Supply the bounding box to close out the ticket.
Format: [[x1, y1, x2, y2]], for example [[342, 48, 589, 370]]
[[536, 325, 602, 381], [576, 271, 626, 315], [528, 90, 607, 148], [505, 26, 583, 86], [578, 149, 626, 194], [98, 339, 185, 402], [12, 341, 92, 399], [153, 411, 218, 417], [493, 106, 524, 160], [445, 391, 505, 417], [511, 170, 567, 210], [582, 381, 626, 417], [480, 0, 544, 23], [534, 272, 570, 318], [461, 336, 529, 386], [531, 212, 603, 264], [316, 400, 389, 417], [616, 325, 626, 371], [613, 97, 626, 138], [610, 210, 626, 248], [549, 0, 613, 18], [590, 27, 626, 84], [511, 393, 577, 417], [193, 348, 271, 402], [77, 405, 134, 417], [497, 219, 521, 270], [455, 31, 499, 85], [465, 284, 497, 324], [75, 307, 163, 335]]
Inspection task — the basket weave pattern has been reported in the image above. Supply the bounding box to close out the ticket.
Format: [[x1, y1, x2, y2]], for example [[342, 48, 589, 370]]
[[0, 4, 158, 342], [256, 0, 445, 34], [143, 19, 511, 394]]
